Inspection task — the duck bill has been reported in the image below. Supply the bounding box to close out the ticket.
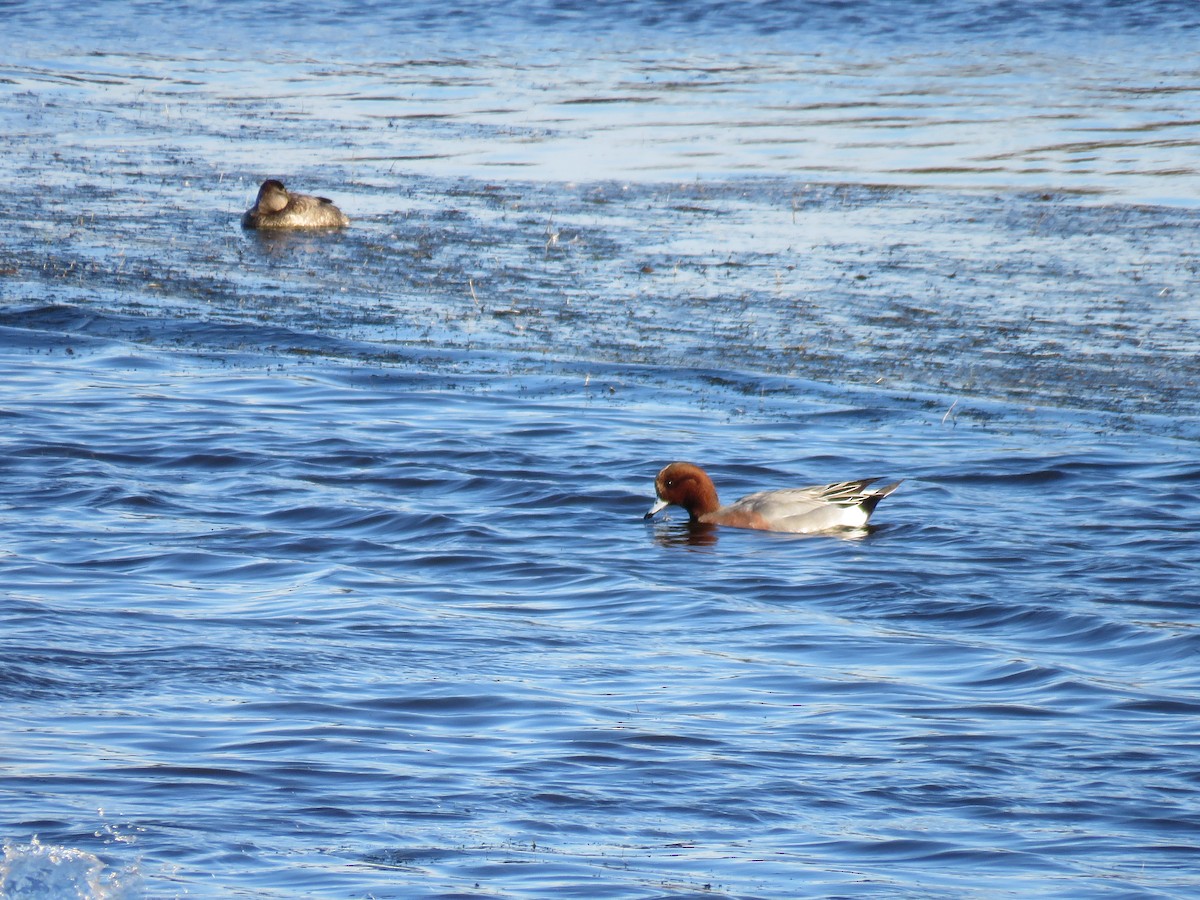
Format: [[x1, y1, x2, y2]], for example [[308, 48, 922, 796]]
[[644, 498, 669, 519]]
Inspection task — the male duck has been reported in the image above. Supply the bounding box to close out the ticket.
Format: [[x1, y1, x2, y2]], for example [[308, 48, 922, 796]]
[[645, 461, 900, 533]]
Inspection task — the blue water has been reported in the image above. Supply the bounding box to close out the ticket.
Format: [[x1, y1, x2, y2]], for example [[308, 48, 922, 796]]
[[2, 2, 1200, 898]]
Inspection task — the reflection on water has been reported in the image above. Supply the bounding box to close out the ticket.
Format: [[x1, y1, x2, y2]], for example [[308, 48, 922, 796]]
[[648, 519, 879, 548], [0, 4, 1198, 202], [649, 520, 722, 548]]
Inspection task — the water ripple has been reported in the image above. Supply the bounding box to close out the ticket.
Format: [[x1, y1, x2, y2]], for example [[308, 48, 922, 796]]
[[3, 2, 1200, 897]]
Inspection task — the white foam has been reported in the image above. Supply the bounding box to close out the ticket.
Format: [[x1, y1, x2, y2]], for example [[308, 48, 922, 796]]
[[0, 838, 141, 900]]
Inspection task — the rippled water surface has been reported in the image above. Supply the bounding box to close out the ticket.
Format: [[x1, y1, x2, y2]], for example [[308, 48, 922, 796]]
[[2, 1, 1199, 898]]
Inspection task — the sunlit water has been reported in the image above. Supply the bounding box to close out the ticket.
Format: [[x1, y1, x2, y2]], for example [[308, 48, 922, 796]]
[[2, 2, 1199, 898]]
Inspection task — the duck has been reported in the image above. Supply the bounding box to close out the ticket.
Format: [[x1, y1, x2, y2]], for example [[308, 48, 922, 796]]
[[241, 179, 350, 229], [645, 461, 900, 534]]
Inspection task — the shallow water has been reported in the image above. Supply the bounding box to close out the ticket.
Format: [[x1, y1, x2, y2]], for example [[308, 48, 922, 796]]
[[2, 2, 1200, 898]]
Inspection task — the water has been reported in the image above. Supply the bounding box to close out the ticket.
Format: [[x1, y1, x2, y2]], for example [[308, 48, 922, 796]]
[[2, 1, 1199, 897]]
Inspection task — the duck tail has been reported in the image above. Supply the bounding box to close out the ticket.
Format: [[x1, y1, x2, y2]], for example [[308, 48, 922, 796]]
[[860, 479, 902, 514]]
